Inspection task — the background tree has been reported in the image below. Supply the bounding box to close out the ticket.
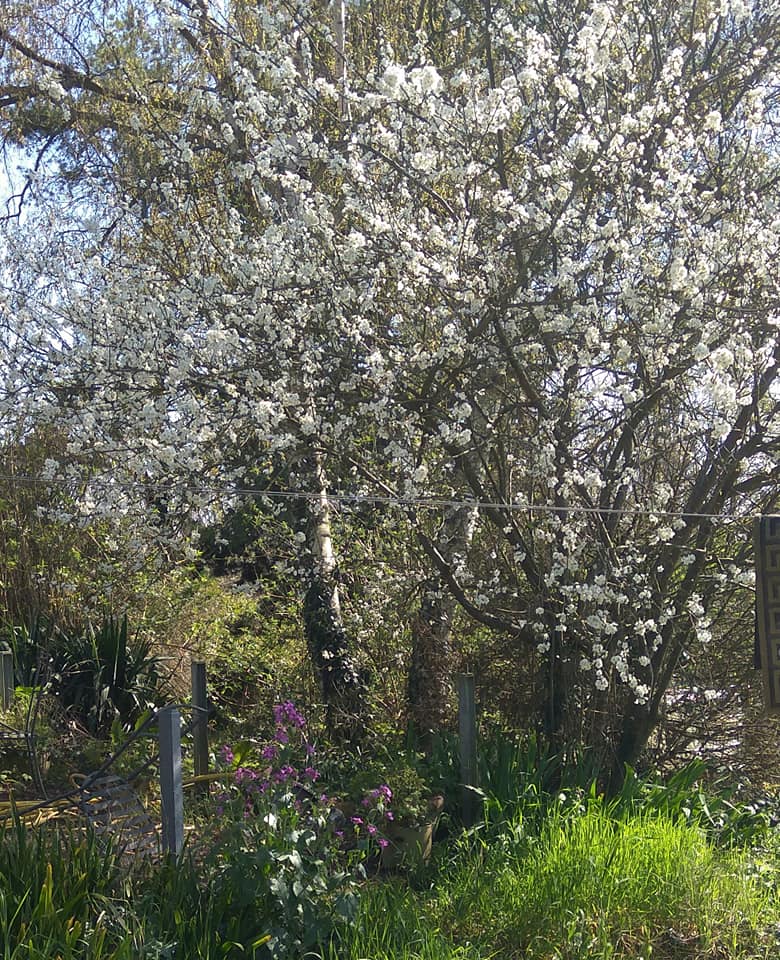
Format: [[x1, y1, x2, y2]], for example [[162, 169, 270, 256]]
[[1, 0, 779, 777]]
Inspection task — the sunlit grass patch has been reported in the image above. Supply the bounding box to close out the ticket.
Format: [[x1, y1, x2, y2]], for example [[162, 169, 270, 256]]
[[332, 801, 780, 960]]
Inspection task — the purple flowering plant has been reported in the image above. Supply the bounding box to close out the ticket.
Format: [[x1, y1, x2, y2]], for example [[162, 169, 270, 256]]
[[212, 701, 399, 865], [214, 700, 321, 820], [208, 701, 364, 957], [345, 757, 434, 828], [347, 784, 395, 851]]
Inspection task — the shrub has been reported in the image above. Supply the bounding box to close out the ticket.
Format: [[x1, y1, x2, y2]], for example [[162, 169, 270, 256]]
[[51, 614, 167, 736], [203, 701, 372, 957]]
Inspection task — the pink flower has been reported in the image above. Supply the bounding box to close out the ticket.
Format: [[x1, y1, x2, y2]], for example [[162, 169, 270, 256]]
[[378, 838, 389, 849]]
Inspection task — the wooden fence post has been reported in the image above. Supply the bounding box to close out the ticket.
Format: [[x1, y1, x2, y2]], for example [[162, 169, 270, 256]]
[[159, 707, 184, 856], [191, 660, 209, 796], [755, 516, 780, 714], [457, 673, 479, 827], [0, 649, 14, 710]]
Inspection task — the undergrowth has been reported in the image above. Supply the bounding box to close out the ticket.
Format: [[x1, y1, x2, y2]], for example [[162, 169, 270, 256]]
[[4, 787, 780, 960], [330, 799, 780, 960]]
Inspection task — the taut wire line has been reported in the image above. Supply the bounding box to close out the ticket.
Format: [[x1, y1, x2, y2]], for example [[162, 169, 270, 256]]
[[0, 473, 766, 523]]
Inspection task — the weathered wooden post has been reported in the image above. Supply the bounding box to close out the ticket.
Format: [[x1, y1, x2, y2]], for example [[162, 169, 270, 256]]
[[457, 673, 479, 827], [191, 660, 209, 796], [0, 647, 14, 710], [159, 706, 184, 856], [755, 516, 780, 714]]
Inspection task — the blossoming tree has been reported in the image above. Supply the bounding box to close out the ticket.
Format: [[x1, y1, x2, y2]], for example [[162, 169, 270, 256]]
[[2, 0, 779, 774]]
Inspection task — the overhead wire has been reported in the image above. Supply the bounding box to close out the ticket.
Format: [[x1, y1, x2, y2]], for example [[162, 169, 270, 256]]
[[0, 472, 768, 523]]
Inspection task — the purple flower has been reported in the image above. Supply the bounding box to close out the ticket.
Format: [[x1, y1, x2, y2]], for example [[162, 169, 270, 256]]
[[261, 744, 278, 761], [302, 766, 320, 781], [273, 701, 306, 728], [378, 838, 389, 849], [367, 824, 377, 836], [304, 742, 315, 756], [351, 815, 364, 826], [220, 745, 234, 764], [385, 811, 394, 821], [369, 784, 393, 802], [235, 767, 258, 784], [274, 727, 290, 745], [286, 701, 306, 728], [273, 764, 296, 783]]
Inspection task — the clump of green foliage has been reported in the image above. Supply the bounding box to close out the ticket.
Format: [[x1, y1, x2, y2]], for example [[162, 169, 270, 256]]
[[329, 796, 780, 960], [3, 758, 780, 960]]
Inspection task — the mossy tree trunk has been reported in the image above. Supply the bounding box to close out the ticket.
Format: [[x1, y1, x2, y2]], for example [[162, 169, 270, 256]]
[[298, 451, 366, 742]]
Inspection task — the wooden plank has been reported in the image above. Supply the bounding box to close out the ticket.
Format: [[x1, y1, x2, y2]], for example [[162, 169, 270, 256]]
[[0, 651, 14, 710]]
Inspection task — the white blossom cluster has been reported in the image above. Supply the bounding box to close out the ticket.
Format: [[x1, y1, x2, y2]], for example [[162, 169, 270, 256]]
[[1, 0, 779, 718]]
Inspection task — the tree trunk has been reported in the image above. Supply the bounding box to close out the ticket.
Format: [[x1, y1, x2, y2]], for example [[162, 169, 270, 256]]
[[542, 636, 576, 752], [407, 580, 457, 746], [608, 700, 655, 793], [298, 451, 365, 742], [408, 506, 474, 748]]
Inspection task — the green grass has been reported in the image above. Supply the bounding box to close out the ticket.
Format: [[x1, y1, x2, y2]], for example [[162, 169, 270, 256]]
[[0, 816, 134, 959], [3, 797, 780, 959], [0, 817, 272, 959], [330, 802, 780, 960]]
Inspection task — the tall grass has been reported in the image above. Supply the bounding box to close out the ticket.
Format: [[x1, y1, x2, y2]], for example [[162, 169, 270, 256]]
[[0, 818, 272, 959], [0, 816, 133, 959], [489, 804, 771, 958], [331, 800, 780, 960], [3, 788, 779, 959]]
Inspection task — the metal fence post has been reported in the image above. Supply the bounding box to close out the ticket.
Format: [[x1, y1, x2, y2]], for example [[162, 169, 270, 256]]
[[0, 649, 14, 710], [159, 707, 184, 856], [191, 660, 209, 796], [457, 673, 479, 827]]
